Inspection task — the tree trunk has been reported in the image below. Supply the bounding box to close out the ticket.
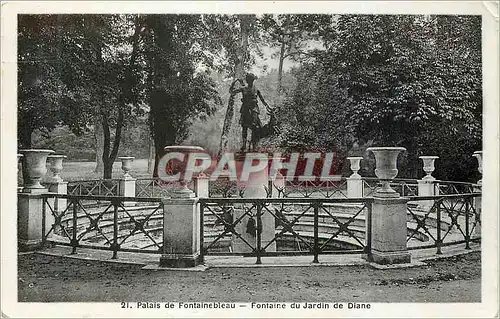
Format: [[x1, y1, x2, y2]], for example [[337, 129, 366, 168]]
[[102, 107, 125, 180], [101, 112, 112, 179], [152, 122, 168, 178], [277, 40, 286, 93], [93, 114, 104, 173], [147, 133, 155, 173], [18, 125, 33, 149], [217, 15, 252, 157], [100, 17, 140, 179]]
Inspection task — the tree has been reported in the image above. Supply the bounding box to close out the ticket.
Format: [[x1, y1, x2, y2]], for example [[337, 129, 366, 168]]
[[332, 15, 481, 178], [19, 15, 147, 179], [17, 15, 92, 149], [279, 14, 482, 180], [59, 15, 142, 179], [259, 14, 334, 93], [138, 15, 221, 177]]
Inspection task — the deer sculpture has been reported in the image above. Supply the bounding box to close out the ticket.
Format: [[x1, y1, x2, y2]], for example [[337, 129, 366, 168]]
[[248, 106, 280, 151]]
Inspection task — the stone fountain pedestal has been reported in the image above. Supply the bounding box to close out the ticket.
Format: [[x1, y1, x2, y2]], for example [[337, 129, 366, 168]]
[[366, 147, 411, 264], [370, 196, 411, 264], [159, 146, 205, 267], [160, 191, 201, 268], [232, 153, 276, 254]]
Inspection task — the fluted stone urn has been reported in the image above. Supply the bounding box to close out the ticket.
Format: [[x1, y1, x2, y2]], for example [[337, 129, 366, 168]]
[[367, 147, 406, 197], [347, 156, 363, 178], [163, 146, 205, 196], [472, 151, 483, 185], [419, 156, 439, 181], [118, 156, 135, 179], [47, 155, 67, 182], [19, 149, 54, 190]]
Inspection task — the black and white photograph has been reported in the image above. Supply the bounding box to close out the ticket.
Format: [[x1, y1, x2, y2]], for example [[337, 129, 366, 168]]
[[1, 1, 499, 318]]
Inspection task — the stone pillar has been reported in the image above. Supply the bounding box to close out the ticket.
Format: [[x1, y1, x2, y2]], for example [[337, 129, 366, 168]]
[[195, 173, 209, 198], [160, 190, 201, 268], [232, 153, 276, 253], [370, 197, 411, 264], [118, 157, 136, 205], [417, 180, 433, 209], [18, 149, 54, 251], [417, 156, 439, 211], [366, 147, 411, 264], [194, 173, 208, 255], [346, 156, 363, 198], [47, 155, 68, 214]]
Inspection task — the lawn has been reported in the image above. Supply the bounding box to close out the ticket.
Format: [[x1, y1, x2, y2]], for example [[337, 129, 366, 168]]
[[42, 159, 153, 182]]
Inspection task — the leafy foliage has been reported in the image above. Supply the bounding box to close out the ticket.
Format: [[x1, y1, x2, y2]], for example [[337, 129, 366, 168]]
[[137, 15, 222, 176], [278, 15, 482, 181]]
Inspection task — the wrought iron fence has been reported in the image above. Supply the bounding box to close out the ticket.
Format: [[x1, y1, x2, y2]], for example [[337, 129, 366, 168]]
[[199, 197, 373, 264], [208, 178, 247, 198], [67, 179, 120, 196], [433, 181, 477, 195], [406, 193, 481, 254], [34, 178, 481, 263], [135, 178, 194, 198], [41, 194, 164, 259], [362, 178, 420, 197], [275, 179, 349, 198]]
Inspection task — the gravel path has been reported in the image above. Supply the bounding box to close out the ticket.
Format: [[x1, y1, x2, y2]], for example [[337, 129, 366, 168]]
[[17, 251, 480, 303]]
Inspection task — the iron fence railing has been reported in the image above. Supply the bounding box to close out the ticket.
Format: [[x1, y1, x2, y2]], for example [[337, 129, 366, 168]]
[[32, 178, 481, 262], [67, 179, 121, 196], [41, 194, 164, 259], [405, 193, 481, 254], [135, 178, 194, 198], [61, 177, 478, 199], [275, 179, 349, 198], [433, 181, 477, 195], [362, 178, 420, 197], [208, 178, 247, 198], [199, 197, 373, 264]]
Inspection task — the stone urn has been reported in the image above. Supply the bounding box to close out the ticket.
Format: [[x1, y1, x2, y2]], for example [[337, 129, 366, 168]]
[[118, 156, 135, 179], [366, 147, 406, 197], [347, 156, 363, 178], [472, 151, 483, 185], [19, 149, 54, 190], [419, 156, 439, 181], [163, 146, 205, 196], [47, 155, 66, 182]]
